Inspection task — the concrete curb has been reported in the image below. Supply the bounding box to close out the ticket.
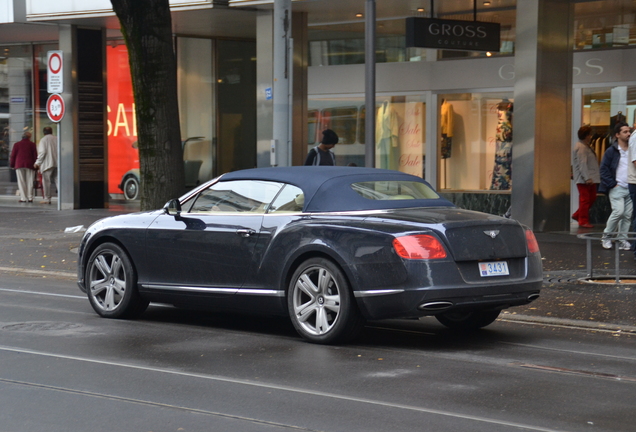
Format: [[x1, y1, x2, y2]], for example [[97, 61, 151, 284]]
[[500, 313, 636, 334], [0, 266, 76, 279]]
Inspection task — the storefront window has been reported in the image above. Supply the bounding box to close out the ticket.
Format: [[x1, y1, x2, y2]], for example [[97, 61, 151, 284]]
[[104, 37, 219, 200], [1, 45, 34, 171], [581, 86, 636, 165], [438, 92, 513, 192], [178, 37, 215, 185], [574, 2, 636, 50], [106, 41, 138, 200], [308, 95, 426, 176], [308, 11, 516, 66], [0, 45, 36, 195]]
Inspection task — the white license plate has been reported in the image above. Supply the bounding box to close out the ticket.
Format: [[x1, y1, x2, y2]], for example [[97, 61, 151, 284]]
[[479, 261, 509, 277]]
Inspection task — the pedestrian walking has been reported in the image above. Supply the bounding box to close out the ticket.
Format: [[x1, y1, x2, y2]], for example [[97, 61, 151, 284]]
[[571, 125, 600, 228], [9, 131, 38, 203], [34, 126, 58, 205], [304, 129, 338, 166], [599, 121, 633, 250]]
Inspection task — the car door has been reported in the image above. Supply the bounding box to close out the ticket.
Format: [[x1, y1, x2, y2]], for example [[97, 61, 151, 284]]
[[143, 180, 284, 291]]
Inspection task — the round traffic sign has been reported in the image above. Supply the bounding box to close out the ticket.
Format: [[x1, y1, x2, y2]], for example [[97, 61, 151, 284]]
[[46, 94, 65, 122], [48, 52, 62, 74]]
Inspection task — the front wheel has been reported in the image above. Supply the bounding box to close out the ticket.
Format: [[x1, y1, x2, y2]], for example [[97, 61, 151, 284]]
[[288, 257, 364, 344], [86, 243, 148, 319], [122, 176, 139, 201], [436, 310, 501, 330]]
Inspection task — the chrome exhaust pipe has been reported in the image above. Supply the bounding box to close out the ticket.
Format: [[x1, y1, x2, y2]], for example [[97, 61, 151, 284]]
[[418, 301, 454, 311], [527, 293, 540, 302]]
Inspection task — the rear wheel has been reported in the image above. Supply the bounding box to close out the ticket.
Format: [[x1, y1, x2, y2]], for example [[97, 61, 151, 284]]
[[436, 310, 501, 330], [86, 243, 148, 319], [288, 257, 364, 344]]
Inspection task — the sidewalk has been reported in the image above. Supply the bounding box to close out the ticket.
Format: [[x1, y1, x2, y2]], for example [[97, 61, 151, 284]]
[[0, 196, 634, 333]]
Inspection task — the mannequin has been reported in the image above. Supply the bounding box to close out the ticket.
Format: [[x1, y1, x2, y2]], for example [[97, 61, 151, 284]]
[[440, 99, 454, 159], [376, 100, 399, 169], [490, 99, 513, 190]]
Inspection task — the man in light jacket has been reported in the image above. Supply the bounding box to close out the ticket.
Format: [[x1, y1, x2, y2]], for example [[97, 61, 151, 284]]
[[572, 125, 600, 228], [34, 126, 58, 204]]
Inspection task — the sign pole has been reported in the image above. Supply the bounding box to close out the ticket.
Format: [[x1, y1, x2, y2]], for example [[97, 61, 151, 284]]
[[57, 123, 61, 210], [365, 0, 376, 168]]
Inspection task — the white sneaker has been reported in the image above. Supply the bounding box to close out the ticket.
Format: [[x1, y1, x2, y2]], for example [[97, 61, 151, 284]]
[[619, 240, 631, 251], [602, 239, 612, 249]]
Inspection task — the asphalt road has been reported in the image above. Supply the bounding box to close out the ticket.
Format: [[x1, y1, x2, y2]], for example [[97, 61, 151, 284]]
[[0, 272, 634, 432]]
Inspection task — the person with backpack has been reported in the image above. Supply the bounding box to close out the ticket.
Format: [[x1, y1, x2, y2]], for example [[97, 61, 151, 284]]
[[304, 129, 338, 166]]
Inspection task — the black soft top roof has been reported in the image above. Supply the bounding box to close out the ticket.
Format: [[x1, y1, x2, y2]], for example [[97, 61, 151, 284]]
[[220, 166, 454, 212]]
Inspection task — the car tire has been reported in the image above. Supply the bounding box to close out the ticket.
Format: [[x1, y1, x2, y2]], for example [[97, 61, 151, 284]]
[[288, 257, 364, 344], [85, 243, 148, 319], [435, 310, 501, 330], [123, 176, 139, 201]]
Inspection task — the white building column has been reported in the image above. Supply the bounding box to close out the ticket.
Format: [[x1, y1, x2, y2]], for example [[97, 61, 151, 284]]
[[272, 0, 291, 167]]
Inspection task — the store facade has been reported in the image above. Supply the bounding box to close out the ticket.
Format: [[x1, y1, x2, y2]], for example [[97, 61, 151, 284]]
[[1, 1, 636, 231]]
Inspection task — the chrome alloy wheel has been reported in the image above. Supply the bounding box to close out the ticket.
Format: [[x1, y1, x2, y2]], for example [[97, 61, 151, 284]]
[[292, 265, 342, 336], [88, 249, 127, 313]]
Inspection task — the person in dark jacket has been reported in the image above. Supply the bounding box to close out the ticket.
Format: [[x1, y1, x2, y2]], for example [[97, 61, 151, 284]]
[[9, 131, 38, 203], [304, 129, 338, 166], [599, 122, 633, 250]]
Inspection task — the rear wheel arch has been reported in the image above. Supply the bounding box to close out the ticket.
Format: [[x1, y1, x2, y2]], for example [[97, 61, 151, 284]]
[[283, 248, 358, 295]]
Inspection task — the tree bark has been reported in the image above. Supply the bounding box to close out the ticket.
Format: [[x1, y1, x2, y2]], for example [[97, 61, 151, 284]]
[[110, 0, 184, 210]]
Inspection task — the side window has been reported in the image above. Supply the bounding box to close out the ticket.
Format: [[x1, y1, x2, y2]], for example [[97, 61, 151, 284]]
[[268, 185, 305, 213], [190, 180, 283, 213]]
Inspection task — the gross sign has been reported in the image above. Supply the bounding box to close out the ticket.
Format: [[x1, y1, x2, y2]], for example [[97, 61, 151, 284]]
[[406, 18, 500, 52], [47, 50, 64, 93], [46, 94, 65, 123]]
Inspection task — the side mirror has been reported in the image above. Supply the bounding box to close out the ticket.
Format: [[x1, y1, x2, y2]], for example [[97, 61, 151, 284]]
[[164, 199, 182, 216]]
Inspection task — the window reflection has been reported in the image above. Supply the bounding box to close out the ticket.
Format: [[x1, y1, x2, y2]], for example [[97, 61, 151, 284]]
[[308, 96, 426, 173], [269, 185, 305, 213], [190, 180, 282, 213]]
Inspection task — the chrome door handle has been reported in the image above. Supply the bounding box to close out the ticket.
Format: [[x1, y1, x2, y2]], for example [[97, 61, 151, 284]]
[[236, 229, 256, 238]]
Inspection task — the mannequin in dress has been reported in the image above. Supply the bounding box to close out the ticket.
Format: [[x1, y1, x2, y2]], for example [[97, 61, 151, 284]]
[[490, 100, 513, 190]]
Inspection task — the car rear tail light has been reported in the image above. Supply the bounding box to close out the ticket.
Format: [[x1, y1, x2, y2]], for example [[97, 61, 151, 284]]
[[525, 229, 540, 254], [393, 235, 447, 260]]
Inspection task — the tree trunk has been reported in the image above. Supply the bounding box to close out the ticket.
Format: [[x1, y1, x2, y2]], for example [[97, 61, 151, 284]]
[[110, 0, 185, 210]]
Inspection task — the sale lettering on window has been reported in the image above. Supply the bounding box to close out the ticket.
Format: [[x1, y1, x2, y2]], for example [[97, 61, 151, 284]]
[[106, 44, 139, 197]]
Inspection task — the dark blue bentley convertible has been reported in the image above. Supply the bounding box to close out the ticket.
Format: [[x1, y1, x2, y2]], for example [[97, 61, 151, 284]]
[[77, 166, 542, 344]]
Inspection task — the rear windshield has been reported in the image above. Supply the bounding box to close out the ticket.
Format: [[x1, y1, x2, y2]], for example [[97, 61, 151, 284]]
[[350, 181, 440, 201]]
